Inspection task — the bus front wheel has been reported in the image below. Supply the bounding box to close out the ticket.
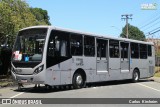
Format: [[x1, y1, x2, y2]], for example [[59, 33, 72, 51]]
[[132, 69, 140, 83], [73, 72, 84, 89]]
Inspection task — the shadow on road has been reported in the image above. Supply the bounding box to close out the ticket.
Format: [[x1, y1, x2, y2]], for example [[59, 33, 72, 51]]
[[13, 79, 154, 93]]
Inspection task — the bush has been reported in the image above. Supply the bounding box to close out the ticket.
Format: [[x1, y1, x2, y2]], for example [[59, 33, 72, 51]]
[[0, 46, 12, 75]]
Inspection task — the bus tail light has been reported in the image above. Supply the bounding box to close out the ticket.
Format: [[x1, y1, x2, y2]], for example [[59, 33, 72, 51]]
[[33, 65, 44, 74]]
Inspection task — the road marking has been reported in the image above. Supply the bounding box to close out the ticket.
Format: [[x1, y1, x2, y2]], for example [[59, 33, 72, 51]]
[[138, 83, 160, 92], [10, 92, 24, 98]]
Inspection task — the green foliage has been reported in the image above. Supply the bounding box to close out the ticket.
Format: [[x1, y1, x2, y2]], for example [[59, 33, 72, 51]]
[[120, 24, 146, 41], [154, 67, 160, 77], [0, 0, 51, 47], [156, 51, 160, 56], [30, 7, 51, 25]]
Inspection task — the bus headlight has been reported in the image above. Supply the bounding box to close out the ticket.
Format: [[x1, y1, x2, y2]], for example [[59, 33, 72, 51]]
[[33, 65, 44, 74]]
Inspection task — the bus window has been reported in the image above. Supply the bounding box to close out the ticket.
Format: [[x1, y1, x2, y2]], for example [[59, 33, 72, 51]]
[[13, 28, 47, 62], [70, 34, 83, 56], [131, 43, 139, 59], [84, 36, 95, 56], [109, 40, 119, 58], [97, 39, 107, 58], [148, 45, 152, 56], [121, 42, 128, 59], [47, 30, 69, 57], [140, 44, 147, 59]]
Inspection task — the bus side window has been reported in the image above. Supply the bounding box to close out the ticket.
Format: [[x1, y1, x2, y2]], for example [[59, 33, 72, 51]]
[[97, 39, 107, 59], [47, 30, 70, 57], [140, 44, 147, 59], [84, 36, 95, 56], [148, 45, 152, 56], [131, 43, 139, 59], [70, 34, 83, 56], [109, 40, 119, 58]]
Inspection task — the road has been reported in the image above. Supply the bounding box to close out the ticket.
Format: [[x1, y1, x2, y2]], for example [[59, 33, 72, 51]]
[[0, 79, 160, 107]]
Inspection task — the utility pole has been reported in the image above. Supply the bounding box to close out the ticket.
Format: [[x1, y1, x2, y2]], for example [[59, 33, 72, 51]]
[[121, 14, 132, 38]]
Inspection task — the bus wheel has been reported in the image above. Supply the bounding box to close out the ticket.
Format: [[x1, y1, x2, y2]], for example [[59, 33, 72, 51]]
[[132, 69, 139, 83], [73, 73, 84, 89]]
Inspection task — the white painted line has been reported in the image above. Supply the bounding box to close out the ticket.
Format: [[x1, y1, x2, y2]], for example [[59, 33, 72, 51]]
[[10, 92, 24, 98], [137, 83, 160, 92]]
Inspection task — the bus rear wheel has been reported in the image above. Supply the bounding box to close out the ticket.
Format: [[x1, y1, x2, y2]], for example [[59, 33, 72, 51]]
[[73, 73, 84, 89], [132, 69, 140, 83]]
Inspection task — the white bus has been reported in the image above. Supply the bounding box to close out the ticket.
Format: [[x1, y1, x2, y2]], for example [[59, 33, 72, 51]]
[[11, 26, 155, 89]]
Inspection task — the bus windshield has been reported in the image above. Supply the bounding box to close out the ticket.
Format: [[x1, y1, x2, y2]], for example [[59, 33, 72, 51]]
[[12, 28, 47, 62]]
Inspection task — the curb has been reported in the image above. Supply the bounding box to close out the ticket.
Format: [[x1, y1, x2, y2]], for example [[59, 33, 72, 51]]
[[148, 77, 160, 83]]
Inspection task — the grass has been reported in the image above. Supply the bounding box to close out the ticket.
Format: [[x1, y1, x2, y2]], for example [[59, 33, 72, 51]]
[[0, 75, 14, 87], [0, 81, 13, 87], [154, 72, 160, 77], [154, 66, 160, 77]]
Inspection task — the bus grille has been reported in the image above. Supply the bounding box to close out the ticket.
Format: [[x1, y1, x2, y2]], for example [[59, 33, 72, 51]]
[[12, 62, 40, 68]]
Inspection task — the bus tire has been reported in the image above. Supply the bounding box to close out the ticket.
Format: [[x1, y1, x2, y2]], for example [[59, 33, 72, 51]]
[[132, 69, 140, 83], [73, 72, 84, 89]]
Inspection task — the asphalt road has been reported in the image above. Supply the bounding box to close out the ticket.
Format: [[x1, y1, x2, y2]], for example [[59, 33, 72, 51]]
[[0, 79, 160, 107]]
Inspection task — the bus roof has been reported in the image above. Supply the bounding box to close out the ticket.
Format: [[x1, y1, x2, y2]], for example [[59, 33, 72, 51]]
[[20, 25, 154, 45]]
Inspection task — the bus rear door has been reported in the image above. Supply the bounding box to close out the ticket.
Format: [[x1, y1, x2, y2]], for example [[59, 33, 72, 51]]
[[96, 39, 109, 75], [120, 42, 130, 73]]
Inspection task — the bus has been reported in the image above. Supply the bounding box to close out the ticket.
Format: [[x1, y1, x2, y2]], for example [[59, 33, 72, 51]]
[[11, 26, 155, 89]]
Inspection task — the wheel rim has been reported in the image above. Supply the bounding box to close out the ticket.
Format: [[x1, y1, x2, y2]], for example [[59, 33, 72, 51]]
[[134, 72, 139, 81], [76, 75, 83, 85]]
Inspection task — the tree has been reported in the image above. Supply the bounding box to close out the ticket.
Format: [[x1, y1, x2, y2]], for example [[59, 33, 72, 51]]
[[120, 24, 146, 41], [0, 0, 51, 47], [30, 7, 51, 25], [0, 0, 38, 46], [0, 0, 51, 75]]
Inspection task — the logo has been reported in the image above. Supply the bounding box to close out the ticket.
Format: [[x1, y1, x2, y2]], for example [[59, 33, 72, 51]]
[[2, 99, 11, 104], [1, 99, 42, 105], [141, 3, 157, 10]]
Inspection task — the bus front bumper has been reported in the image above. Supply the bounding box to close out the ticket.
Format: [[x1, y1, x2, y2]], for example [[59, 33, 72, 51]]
[[11, 72, 45, 84]]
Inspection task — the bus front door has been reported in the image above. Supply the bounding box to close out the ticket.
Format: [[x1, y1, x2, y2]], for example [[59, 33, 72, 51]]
[[120, 42, 130, 73], [96, 39, 109, 75]]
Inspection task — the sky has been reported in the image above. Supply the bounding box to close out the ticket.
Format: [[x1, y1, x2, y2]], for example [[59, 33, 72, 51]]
[[26, 0, 160, 38]]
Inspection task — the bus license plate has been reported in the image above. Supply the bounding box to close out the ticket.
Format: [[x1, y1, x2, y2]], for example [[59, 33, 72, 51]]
[[21, 79, 27, 83]]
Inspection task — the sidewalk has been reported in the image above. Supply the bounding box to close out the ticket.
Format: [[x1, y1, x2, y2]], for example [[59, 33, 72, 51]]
[[148, 77, 160, 83]]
